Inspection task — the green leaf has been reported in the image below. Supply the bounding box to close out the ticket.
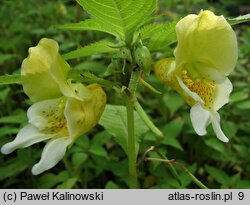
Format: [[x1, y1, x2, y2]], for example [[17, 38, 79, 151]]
[[63, 40, 119, 60], [99, 104, 149, 154], [67, 70, 116, 88], [37, 173, 60, 188], [162, 137, 183, 151], [37, 171, 72, 188], [75, 135, 90, 149], [135, 21, 177, 51], [92, 130, 112, 145], [77, 0, 157, 42], [0, 126, 20, 137], [0, 87, 11, 101], [163, 91, 185, 115], [228, 14, 250, 25], [236, 180, 250, 188], [233, 144, 250, 159], [0, 54, 16, 64], [235, 101, 250, 110], [162, 117, 184, 138], [205, 137, 228, 154], [222, 121, 237, 139], [107, 159, 128, 177], [74, 61, 107, 74], [72, 153, 88, 167], [56, 177, 78, 189], [230, 90, 249, 103], [161, 117, 184, 151], [57, 19, 121, 38], [0, 110, 27, 124], [105, 180, 120, 189], [0, 161, 28, 180], [0, 74, 21, 85], [205, 165, 229, 185], [89, 144, 108, 158]]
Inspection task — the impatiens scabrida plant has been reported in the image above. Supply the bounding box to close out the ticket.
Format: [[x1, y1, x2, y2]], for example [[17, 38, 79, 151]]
[[154, 10, 238, 143], [1, 0, 249, 188], [1, 38, 106, 175]]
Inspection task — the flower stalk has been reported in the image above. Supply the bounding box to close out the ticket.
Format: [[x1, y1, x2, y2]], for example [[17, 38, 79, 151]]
[[126, 96, 137, 188], [144, 157, 208, 189], [133, 99, 163, 140], [125, 70, 141, 188]]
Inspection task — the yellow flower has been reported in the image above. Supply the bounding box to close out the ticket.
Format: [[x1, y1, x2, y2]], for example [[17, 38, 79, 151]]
[[1, 38, 107, 174], [21, 38, 91, 102], [155, 10, 238, 142]]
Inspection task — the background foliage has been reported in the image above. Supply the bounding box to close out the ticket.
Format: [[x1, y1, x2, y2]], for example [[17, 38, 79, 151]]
[[0, 0, 249, 188]]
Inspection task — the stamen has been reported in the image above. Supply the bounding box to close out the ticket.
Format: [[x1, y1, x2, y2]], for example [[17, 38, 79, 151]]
[[181, 69, 187, 75]]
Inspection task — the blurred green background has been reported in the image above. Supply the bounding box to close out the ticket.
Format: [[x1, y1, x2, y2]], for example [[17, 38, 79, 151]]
[[0, 0, 249, 188]]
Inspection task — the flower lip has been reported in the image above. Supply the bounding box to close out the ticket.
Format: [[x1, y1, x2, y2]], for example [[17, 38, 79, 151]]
[[1, 124, 53, 155], [27, 97, 67, 134], [190, 103, 210, 136], [31, 137, 72, 175]]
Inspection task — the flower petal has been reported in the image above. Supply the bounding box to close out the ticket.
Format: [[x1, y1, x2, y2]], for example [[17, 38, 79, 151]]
[[194, 63, 227, 84], [27, 97, 66, 133], [69, 83, 92, 100], [50, 55, 91, 101], [64, 84, 106, 139], [213, 77, 233, 111], [174, 10, 238, 75], [21, 38, 58, 75], [210, 112, 229, 142], [31, 137, 72, 175], [176, 76, 204, 104], [190, 103, 210, 136], [21, 38, 62, 102], [1, 124, 52, 155]]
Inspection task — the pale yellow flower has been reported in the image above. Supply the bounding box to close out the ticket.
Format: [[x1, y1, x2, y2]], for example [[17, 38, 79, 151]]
[[155, 10, 238, 142], [1, 38, 107, 174], [21, 38, 91, 102]]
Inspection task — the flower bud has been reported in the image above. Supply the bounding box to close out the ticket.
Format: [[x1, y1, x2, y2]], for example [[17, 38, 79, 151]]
[[135, 45, 152, 75], [120, 47, 133, 63]]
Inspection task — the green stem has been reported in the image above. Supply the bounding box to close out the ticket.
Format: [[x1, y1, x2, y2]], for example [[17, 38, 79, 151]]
[[140, 78, 161, 94], [186, 171, 208, 189], [153, 149, 182, 186], [175, 161, 208, 189], [134, 99, 164, 140], [144, 156, 208, 189], [126, 96, 137, 188], [155, 150, 208, 189], [125, 70, 141, 188], [128, 70, 141, 94]]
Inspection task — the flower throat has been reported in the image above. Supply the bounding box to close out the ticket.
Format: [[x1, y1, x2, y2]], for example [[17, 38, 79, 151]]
[[181, 69, 215, 109]]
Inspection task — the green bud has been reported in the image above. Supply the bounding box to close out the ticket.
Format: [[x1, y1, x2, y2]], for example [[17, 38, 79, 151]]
[[134, 46, 152, 75], [120, 47, 133, 63]]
